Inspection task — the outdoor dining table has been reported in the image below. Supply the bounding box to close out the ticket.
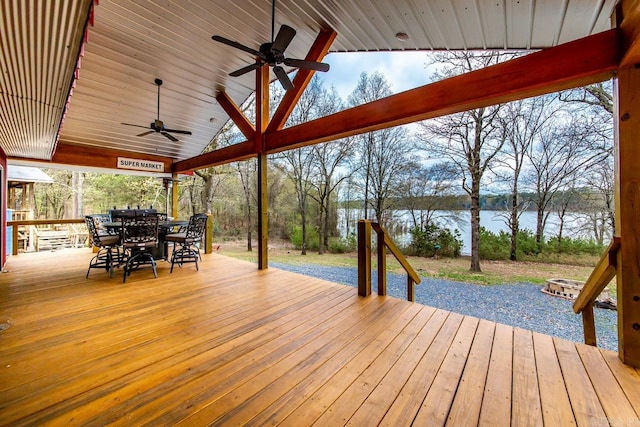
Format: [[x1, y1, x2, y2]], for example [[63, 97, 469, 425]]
[[102, 220, 189, 261]]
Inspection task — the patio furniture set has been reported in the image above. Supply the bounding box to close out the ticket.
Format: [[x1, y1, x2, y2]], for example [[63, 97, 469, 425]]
[[85, 209, 208, 282]]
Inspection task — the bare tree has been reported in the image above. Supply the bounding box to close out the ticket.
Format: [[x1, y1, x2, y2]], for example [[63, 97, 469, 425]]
[[524, 113, 609, 250], [71, 171, 83, 217], [558, 80, 614, 237], [348, 71, 413, 226], [303, 84, 351, 254], [493, 95, 558, 260], [419, 51, 511, 272], [277, 76, 327, 255], [235, 159, 256, 251], [399, 161, 460, 229], [311, 138, 353, 253], [558, 81, 613, 114]]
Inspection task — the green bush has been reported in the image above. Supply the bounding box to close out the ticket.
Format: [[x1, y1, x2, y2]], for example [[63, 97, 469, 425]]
[[290, 226, 319, 251], [479, 227, 605, 260], [545, 235, 604, 255], [478, 227, 511, 260], [407, 224, 462, 258], [328, 234, 357, 254]]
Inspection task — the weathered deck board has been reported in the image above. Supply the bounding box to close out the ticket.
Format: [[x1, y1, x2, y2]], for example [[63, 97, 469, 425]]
[[1, 249, 639, 426]]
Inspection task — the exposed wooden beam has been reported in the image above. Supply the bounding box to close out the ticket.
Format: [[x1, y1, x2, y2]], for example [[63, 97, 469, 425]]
[[173, 141, 255, 172], [216, 91, 255, 140], [28, 142, 174, 172], [265, 29, 619, 153], [619, 0, 640, 67], [173, 29, 619, 173], [266, 28, 337, 133]]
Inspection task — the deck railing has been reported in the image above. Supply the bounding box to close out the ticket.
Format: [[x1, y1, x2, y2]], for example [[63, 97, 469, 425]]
[[357, 219, 421, 301], [573, 237, 620, 346], [7, 219, 86, 255], [7, 215, 215, 256]]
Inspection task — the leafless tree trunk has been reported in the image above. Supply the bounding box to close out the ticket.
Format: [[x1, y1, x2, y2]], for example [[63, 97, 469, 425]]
[[71, 171, 83, 217], [419, 51, 512, 272], [348, 71, 412, 228], [525, 114, 609, 251], [494, 95, 557, 260], [236, 159, 256, 251], [400, 161, 460, 229]]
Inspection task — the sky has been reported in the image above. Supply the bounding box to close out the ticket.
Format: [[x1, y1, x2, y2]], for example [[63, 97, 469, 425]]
[[319, 51, 435, 100]]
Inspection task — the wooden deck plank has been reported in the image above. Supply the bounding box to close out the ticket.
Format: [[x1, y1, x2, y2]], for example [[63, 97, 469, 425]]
[[259, 299, 413, 427], [1, 249, 640, 426], [379, 312, 465, 426], [52, 284, 369, 426], [533, 332, 577, 427], [306, 304, 432, 426], [445, 319, 495, 427], [512, 327, 543, 427], [1, 270, 332, 406], [554, 337, 608, 426], [577, 344, 639, 426], [478, 323, 513, 426], [344, 308, 451, 426], [601, 351, 640, 417], [5, 273, 354, 425], [412, 316, 480, 426]]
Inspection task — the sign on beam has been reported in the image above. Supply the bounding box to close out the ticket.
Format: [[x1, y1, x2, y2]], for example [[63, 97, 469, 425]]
[[117, 157, 165, 172]]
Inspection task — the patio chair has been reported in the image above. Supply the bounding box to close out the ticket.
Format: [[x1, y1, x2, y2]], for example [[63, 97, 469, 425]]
[[120, 214, 159, 282], [164, 213, 208, 272], [85, 215, 122, 278]]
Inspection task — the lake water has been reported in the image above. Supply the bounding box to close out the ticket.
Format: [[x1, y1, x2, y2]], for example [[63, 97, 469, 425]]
[[338, 209, 591, 255]]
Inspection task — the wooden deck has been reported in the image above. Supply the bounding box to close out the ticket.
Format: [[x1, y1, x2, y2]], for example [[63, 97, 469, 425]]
[[1, 249, 639, 426]]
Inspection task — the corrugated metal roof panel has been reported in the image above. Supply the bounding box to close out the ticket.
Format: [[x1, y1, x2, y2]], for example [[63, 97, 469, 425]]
[[0, 0, 92, 159]]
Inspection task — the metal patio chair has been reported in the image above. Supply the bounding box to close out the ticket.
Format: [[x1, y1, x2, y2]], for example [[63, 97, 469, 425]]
[[164, 213, 208, 272]]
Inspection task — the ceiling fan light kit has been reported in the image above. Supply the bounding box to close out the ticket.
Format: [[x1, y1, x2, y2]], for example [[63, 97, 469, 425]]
[[211, 0, 330, 90]]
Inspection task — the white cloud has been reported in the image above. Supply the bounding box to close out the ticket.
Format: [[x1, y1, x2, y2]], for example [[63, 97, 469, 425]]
[[322, 51, 435, 100]]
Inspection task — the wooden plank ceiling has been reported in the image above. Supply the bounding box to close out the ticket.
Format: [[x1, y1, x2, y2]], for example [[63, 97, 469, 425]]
[[0, 0, 618, 169]]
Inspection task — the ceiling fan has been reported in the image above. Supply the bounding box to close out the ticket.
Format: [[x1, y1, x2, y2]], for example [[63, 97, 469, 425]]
[[211, 0, 330, 90], [121, 78, 192, 142]]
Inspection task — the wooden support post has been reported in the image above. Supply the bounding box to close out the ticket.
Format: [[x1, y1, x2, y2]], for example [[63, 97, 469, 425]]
[[357, 220, 372, 297], [408, 278, 415, 303], [257, 152, 268, 269], [582, 301, 597, 346], [171, 173, 179, 220], [12, 225, 18, 256], [615, 65, 640, 367], [205, 213, 213, 254], [377, 228, 386, 296], [256, 65, 269, 270]]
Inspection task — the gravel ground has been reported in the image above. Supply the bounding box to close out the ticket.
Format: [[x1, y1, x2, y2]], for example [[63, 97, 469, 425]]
[[270, 262, 618, 351]]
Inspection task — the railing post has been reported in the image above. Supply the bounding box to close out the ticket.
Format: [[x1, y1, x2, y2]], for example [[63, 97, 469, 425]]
[[582, 301, 597, 346], [205, 213, 213, 254], [12, 226, 18, 256], [358, 220, 371, 297], [408, 278, 415, 302], [377, 229, 386, 296]]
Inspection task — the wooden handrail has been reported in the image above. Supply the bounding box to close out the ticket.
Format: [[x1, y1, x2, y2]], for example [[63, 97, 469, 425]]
[[7, 217, 214, 256], [7, 218, 85, 256], [572, 237, 620, 346], [357, 219, 421, 302], [8, 219, 86, 226]]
